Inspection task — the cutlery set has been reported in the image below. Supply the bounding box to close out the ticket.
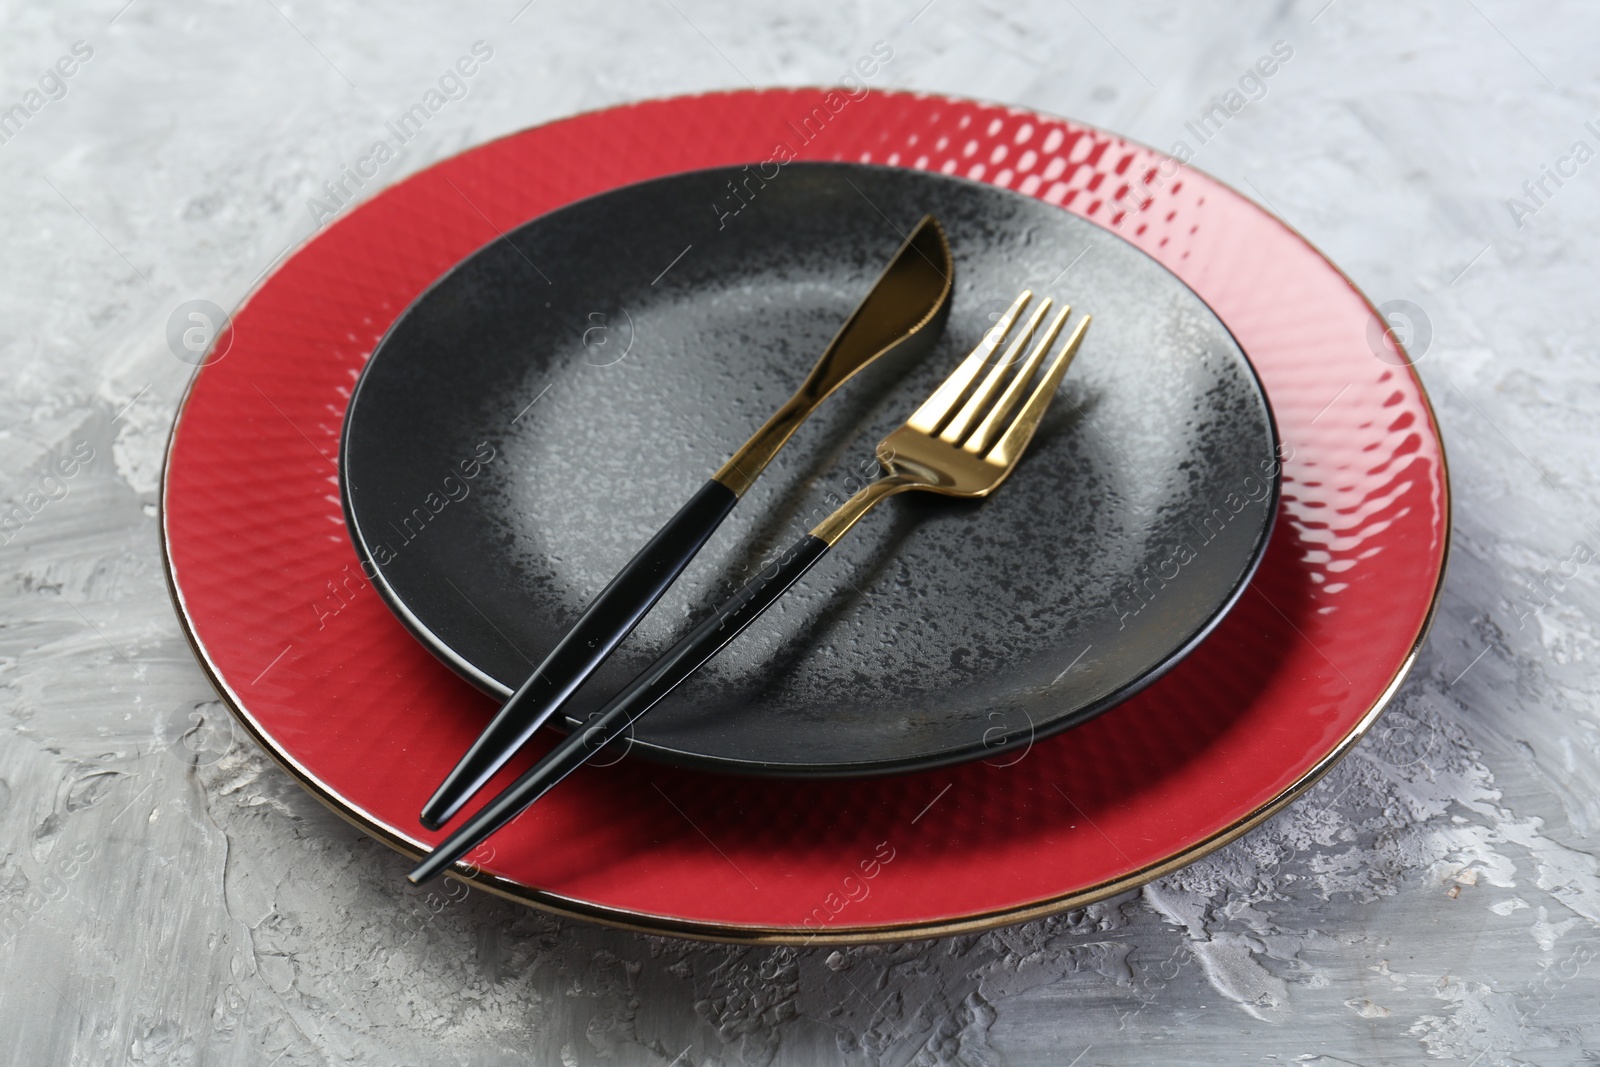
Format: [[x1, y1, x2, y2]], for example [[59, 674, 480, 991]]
[[408, 218, 1093, 884]]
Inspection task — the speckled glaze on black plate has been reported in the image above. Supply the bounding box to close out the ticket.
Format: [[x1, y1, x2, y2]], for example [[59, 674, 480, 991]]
[[340, 162, 1278, 777]]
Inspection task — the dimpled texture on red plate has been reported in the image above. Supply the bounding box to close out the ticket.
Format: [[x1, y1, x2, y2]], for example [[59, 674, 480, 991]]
[[163, 89, 1446, 937]]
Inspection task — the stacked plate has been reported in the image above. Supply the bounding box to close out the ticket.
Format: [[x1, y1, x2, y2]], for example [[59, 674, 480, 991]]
[[163, 90, 1448, 943]]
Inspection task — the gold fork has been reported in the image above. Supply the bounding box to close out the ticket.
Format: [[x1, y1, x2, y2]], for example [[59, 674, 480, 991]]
[[409, 290, 1091, 884]]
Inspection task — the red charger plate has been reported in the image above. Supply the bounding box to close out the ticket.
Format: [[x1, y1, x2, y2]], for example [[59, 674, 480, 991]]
[[162, 89, 1448, 943]]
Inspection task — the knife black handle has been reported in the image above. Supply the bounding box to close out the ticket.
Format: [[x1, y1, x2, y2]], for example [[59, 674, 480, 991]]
[[409, 533, 831, 883], [419, 478, 738, 830]]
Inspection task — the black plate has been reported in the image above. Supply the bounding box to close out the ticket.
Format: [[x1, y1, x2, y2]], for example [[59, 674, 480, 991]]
[[341, 162, 1278, 777]]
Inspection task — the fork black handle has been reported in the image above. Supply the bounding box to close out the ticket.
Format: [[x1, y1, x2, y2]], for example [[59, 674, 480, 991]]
[[408, 532, 831, 883], [418, 479, 738, 830]]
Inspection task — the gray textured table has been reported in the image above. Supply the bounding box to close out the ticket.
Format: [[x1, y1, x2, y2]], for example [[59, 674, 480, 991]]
[[3, 1, 1597, 1064]]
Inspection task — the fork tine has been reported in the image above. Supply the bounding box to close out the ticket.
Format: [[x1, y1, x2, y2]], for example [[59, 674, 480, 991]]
[[939, 299, 1052, 444], [963, 303, 1072, 456], [906, 290, 1031, 434], [984, 314, 1092, 468]]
